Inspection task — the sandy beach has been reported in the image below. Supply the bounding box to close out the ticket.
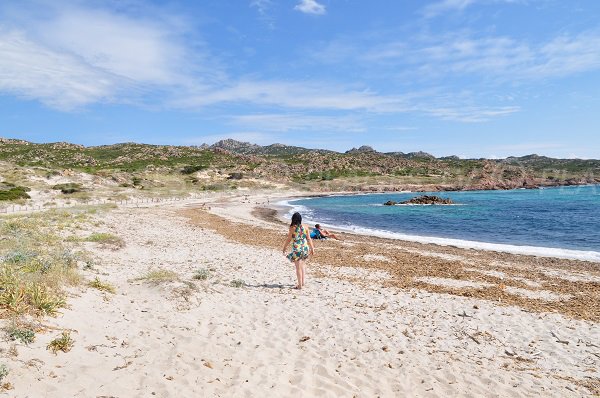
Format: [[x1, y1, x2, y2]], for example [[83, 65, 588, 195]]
[[1, 191, 599, 397]]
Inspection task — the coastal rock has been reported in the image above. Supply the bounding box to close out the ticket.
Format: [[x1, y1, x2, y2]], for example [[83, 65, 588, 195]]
[[400, 195, 453, 205], [383, 200, 397, 206]]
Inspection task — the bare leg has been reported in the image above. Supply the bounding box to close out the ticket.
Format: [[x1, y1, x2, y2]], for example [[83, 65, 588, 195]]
[[294, 261, 302, 289], [300, 260, 306, 287]]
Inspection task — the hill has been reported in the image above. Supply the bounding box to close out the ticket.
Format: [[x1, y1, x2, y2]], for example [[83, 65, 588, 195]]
[[1, 138, 599, 193]]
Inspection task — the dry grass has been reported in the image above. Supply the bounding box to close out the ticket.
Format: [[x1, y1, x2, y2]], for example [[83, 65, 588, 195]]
[[0, 209, 101, 319], [84, 232, 125, 248], [88, 277, 116, 294], [135, 268, 179, 284]]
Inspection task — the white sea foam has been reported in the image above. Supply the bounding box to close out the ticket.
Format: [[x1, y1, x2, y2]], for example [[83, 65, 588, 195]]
[[278, 199, 600, 262], [334, 225, 600, 262]]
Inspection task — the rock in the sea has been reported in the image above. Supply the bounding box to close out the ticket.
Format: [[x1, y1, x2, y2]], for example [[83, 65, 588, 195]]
[[383, 200, 397, 206], [400, 195, 453, 205]]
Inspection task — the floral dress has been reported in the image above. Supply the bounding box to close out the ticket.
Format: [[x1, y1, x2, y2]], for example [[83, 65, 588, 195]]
[[287, 224, 309, 262]]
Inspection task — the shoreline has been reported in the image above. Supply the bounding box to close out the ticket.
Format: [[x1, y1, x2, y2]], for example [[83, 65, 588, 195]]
[[275, 189, 600, 263], [187, 194, 600, 322]]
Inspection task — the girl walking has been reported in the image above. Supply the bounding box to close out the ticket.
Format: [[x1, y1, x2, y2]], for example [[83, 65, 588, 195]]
[[282, 212, 315, 289]]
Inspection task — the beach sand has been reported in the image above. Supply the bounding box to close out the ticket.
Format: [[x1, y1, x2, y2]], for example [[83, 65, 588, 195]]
[[1, 191, 599, 397]]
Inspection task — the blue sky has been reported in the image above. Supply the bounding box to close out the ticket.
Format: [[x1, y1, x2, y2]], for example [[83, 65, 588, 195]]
[[1, 0, 599, 158]]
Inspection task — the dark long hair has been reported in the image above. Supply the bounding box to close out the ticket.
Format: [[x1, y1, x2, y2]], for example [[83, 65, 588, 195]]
[[290, 212, 302, 227]]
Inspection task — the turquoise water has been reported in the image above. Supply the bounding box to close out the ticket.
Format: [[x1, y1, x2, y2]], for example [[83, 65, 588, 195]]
[[285, 185, 600, 260]]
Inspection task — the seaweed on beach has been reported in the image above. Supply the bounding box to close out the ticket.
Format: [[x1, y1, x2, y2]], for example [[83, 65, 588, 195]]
[[183, 208, 600, 322]]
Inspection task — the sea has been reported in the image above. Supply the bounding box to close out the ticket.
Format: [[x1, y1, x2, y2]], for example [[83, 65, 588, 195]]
[[281, 185, 600, 262]]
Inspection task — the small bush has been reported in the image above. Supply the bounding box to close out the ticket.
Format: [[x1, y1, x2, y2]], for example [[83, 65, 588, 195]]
[[136, 268, 178, 283], [230, 279, 245, 288], [181, 165, 207, 175], [193, 268, 210, 280], [29, 284, 66, 316], [0, 364, 8, 383], [227, 172, 243, 180], [0, 184, 30, 201], [47, 331, 74, 354], [2, 249, 37, 265], [5, 325, 35, 345], [84, 233, 124, 248], [88, 277, 116, 293], [51, 183, 82, 194]]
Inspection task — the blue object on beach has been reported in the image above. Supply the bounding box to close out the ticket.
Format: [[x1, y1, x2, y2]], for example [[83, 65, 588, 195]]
[[310, 229, 326, 240]]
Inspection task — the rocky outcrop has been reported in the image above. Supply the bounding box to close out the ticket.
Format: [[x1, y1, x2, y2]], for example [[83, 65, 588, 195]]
[[346, 145, 377, 154], [400, 195, 454, 205], [211, 139, 262, 154]]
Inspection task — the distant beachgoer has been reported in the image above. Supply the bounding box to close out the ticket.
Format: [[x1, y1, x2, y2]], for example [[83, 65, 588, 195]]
[[282, 212, 314, 289], [313, 224, 342, 241], [310, 228, 325, 240]]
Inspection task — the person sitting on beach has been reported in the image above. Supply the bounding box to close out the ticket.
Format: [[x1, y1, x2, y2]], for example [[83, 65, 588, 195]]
[[282, 212, 315, 289], [313, 224, 342, 241]]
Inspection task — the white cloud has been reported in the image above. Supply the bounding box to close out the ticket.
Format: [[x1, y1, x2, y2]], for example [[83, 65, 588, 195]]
[[41, 8, 189, 84], [0, 3, 199, 109], [250, 0, 273, 15], [427, 105, 520, 122], [230, 113, 366, 132], [294, 0, 326, 15], [0, 1, 525, 125], [174, 80, 411, 112], [422, 0, 476, 18], [385, 126, 418, 132], [315, 29, 600, 82], [250, 0, 275, 28], [422, 0, 523, 18], [0, 29, 115, 109]]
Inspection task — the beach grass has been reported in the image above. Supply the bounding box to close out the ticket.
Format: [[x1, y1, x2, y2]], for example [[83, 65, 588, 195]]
[[88, 277, 116, 294], [0, 210, 94, 319], [84, 232, 125, 248], [47, 331, 74, 354], [135, 268, 178, 283]]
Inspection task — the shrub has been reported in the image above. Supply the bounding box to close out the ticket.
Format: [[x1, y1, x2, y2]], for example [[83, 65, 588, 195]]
[[2, 249, 37, 265], [230, 279, 245, 288], [0, 184, 30, 201], [51, 183, 82, 194], [192, 268, 210, 280], [0, 211, 84, 318], [181, 165, 207, 174], [47, 331, 74, 354], [227, 172, 243, 180], [5, 325, 35, 345], [84, 233, 124, 248], [0, 364, 7, 383]]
